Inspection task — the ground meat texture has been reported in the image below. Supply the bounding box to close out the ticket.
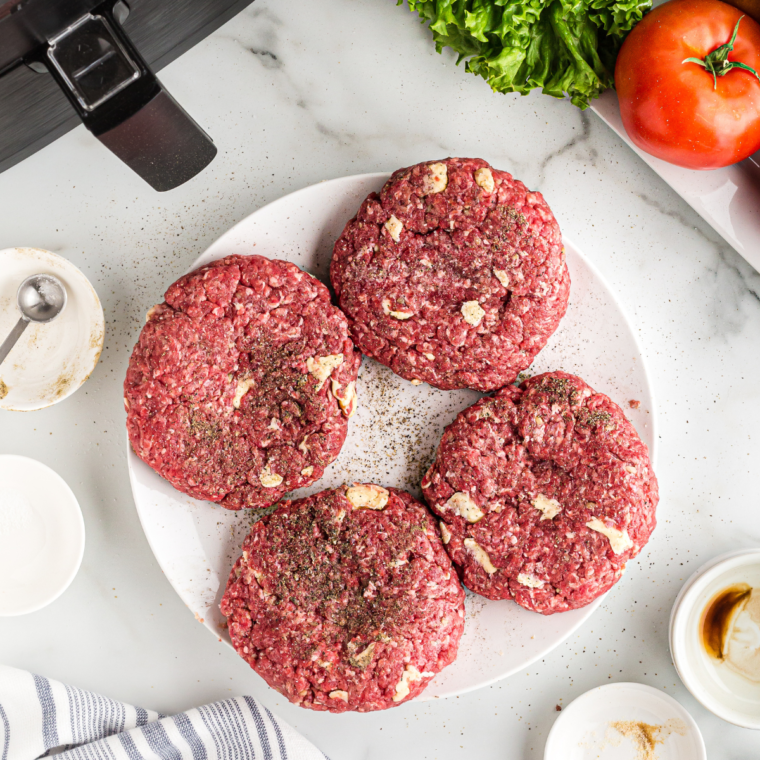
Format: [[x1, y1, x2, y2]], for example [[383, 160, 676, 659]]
[[330, 158, 569, 391], [422, 372, 658, 614], [124, 254, 361, 510], [220, 485, 465, 712]]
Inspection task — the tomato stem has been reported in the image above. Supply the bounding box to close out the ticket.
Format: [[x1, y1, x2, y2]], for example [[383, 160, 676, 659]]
[[682, 16, 760, 89]]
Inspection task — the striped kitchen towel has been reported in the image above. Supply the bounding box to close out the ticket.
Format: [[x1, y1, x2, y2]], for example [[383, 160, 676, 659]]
[[0, 664, 328, 760]]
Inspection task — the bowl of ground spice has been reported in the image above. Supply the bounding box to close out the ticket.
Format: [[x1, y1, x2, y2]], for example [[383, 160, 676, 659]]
[[0, 247, 103, 411], [544, 682, 706, 760]]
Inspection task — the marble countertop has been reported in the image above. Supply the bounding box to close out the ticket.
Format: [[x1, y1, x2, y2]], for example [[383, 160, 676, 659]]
[[2, 0, 760, 757]]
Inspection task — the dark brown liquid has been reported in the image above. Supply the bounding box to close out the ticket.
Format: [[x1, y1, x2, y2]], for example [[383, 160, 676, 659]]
[[700, 584, 752, 660]]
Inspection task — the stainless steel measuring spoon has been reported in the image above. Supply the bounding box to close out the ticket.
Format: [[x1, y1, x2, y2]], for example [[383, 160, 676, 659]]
[[0, 274, 67, 368]]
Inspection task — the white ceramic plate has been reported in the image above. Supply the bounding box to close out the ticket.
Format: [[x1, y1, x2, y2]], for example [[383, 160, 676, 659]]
[[127, 173, 658, 700], [544, 682, 706, 760], [592, 91, 760, 274], [0, 455, 85, 617], [0, 248, 104, 411], [670, 548, 760, 729]]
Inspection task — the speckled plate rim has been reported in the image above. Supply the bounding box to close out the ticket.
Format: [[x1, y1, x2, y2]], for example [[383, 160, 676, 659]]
[[669, 547, 760, 729], [128, 171, 659, 702], [543, 682, 706, 760], [0, 247, 105, 411]]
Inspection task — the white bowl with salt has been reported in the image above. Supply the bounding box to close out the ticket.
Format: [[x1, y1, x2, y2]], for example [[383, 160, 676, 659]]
[[0, 455, 85, 616]]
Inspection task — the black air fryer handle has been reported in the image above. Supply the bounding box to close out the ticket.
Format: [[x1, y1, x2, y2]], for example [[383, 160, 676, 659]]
[[38, 0, 216, 191]]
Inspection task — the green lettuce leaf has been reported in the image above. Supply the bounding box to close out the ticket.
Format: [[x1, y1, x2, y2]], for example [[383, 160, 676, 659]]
[[403, 0, 650, 108]]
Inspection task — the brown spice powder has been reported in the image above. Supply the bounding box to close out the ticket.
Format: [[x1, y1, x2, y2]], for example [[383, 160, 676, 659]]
[[610, 721, 662, 760], [608, 718, 686, 760]]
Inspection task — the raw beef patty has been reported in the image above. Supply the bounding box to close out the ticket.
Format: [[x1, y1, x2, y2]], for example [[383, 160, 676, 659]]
[[422, 372, 658, 614], [125, 254, 361, 510], [220, 485, 465, 711], [331, 157, 569, 391]]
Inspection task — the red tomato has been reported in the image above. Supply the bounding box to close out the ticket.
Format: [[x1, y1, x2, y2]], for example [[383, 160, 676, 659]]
[[615, 0, 760, 169]]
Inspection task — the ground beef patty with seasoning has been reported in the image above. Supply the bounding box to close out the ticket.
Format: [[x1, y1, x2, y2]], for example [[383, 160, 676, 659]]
[[331, 158, 569, 391], [124, 254, 361, 511], [220, 485, 465, 712], [422, 372, 658, 614]]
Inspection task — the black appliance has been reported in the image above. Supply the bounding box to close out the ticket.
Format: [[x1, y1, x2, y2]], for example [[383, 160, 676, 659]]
[[0, 0, 254, 190]]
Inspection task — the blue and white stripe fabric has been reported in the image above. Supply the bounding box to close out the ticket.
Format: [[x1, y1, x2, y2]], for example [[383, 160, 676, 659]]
[[0, 665, 327, 760]]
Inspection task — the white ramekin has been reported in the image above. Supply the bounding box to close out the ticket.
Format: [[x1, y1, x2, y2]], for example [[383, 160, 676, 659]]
[[670, 548, 760, 729], [544, 682, 706, 759], [0, 455, 85, 616]]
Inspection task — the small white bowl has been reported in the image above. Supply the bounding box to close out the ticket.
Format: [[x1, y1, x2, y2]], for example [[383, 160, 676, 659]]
[[0, 455, 85, 616], [0, 247, 104, 411], [544, 682, 706, 760], [670, 548, 760, 729]]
